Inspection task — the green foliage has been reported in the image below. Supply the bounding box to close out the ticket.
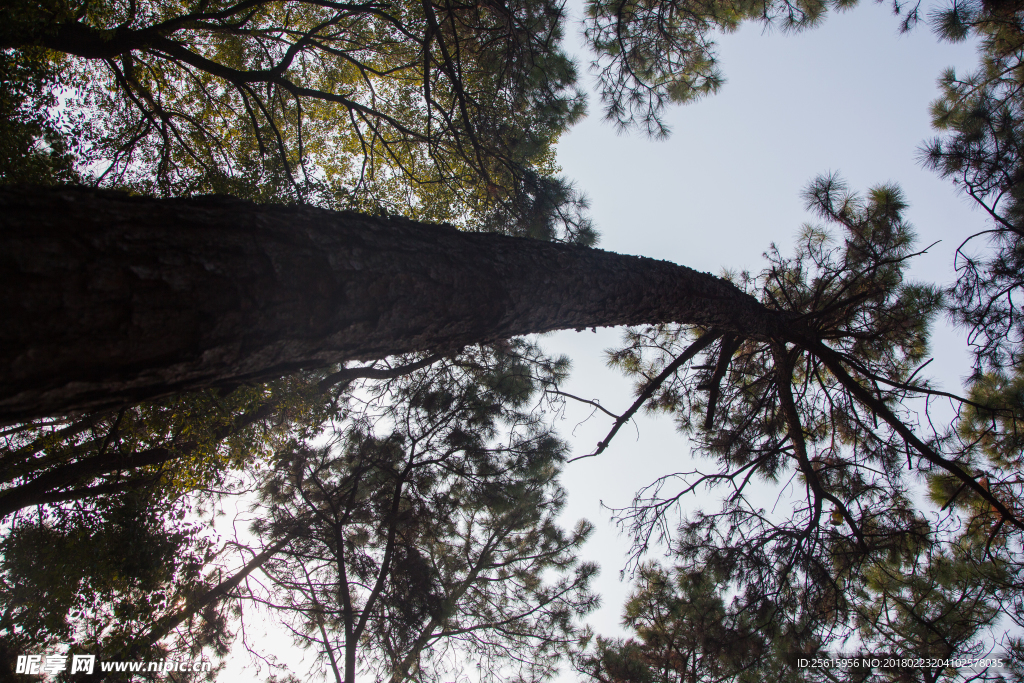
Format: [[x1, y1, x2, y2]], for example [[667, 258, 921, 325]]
[[611, 176, 940, 469], [575, 563, 792, 683], [582, 0, 869, 137], [0, 2, 603, 673], [915, 9, 1024, 648], [7, 0, 1024, 680], [927, 369, 1024, 548], [0, 370, 331, 519], [855, 543, 1006, 670], [598, 179, 1014, 681], [0, 491, 226, 680], [0, 0, 595, 242], [0, 345, 588, 681], [585, 535, 1014, 683], [0, 48, 80, 184], [958, 370, 1024, 472], [921, 0, 1024, 368], [247, 344, 595, 682]]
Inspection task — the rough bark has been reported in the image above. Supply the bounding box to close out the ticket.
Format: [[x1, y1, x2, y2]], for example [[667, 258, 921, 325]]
[[1, 185, 788, 422]]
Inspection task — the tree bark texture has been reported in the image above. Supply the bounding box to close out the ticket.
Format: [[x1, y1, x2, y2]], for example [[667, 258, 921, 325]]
[[1, 185, 788, 422]]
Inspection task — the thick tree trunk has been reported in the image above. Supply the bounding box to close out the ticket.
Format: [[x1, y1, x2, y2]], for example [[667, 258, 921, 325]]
[[1, 185, 788, 422]]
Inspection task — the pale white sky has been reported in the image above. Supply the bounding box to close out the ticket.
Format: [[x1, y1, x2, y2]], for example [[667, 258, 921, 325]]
[[227, 2, 989, 679], [549, 0, 984, 676]]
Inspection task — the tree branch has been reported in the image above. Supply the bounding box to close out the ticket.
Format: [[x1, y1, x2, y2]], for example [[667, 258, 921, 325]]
[[569, 329, 721, 463]]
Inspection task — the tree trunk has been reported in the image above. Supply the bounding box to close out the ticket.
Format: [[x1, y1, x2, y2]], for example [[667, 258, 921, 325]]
[[1, 185, 788, 422]]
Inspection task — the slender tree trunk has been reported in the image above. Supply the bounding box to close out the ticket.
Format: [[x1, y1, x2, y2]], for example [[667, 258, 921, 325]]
[[1, 185, 788, 422]]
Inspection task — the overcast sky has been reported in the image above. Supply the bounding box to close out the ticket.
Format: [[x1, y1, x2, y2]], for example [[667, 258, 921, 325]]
[[548, 0, 985, 676]]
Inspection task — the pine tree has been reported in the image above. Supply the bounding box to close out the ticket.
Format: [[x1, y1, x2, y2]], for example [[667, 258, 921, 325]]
[[574, 562, 795, 683], [589, 177, 1019, 682], [923, 0, 1024, 369], [0, 0, 589, 230], [0, 490, 231, 681], [241, 345, 597, 683], [0, 340, 598, 682], [1, 184, 777, 423], [7, 0, 1024, 679]]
